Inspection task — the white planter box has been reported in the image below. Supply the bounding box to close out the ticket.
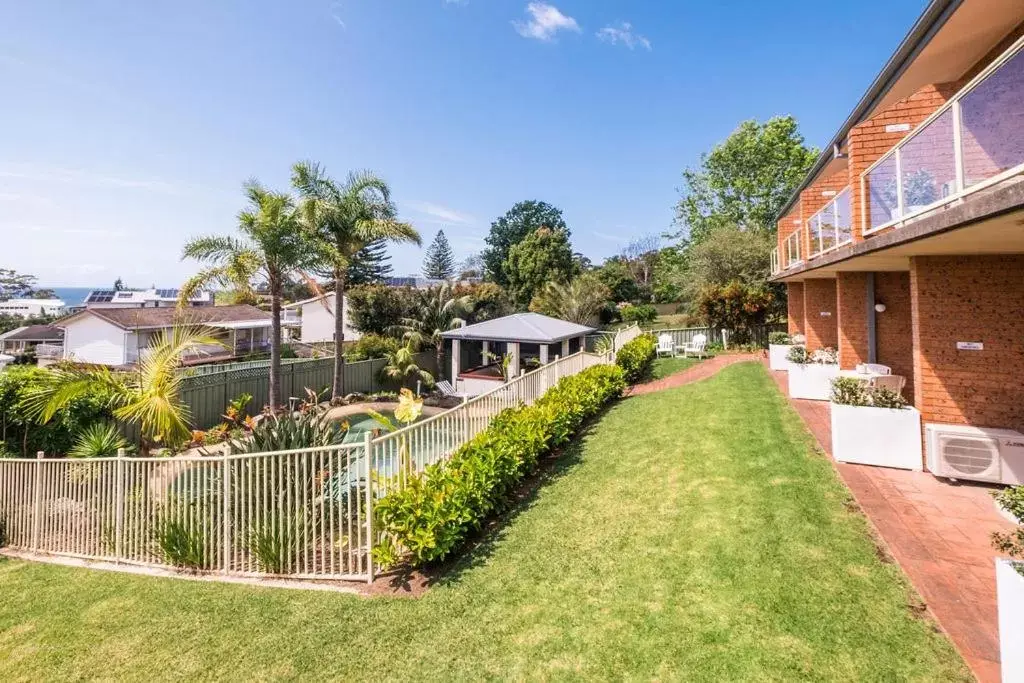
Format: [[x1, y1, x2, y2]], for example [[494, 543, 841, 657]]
[[830, 403, 923, 470], [997, 559, 1024, 683], [769, 344, 792, 371], [787, 363, 839, 401]]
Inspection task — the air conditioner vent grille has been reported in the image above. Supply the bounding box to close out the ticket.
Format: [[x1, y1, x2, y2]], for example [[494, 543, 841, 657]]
[[942, 437, 997, 476]]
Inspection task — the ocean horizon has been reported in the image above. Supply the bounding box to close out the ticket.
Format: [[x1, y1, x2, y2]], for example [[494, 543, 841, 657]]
[[45, 287, 98, 308]]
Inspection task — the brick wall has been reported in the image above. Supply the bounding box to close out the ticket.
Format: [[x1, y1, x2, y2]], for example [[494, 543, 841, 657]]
[[836, 272, 869, 369], [787, 282, 805, 336], [802, 279, 837, 350], [876, 272, 915, 404], [910, 255, 1024, 430]]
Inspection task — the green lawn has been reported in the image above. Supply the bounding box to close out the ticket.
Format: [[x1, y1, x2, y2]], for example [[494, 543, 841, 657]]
[[649, 355, 699, 380], [0, 363, 968, 681]]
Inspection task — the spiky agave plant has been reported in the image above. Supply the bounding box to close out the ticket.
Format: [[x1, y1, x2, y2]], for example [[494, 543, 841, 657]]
[[68, 422, 132, 459]]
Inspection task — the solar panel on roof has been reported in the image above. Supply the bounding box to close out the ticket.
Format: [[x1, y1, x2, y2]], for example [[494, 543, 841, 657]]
[[86, 290, 116, 303]]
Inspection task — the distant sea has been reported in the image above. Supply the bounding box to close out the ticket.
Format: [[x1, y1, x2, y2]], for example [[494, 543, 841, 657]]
[[46, 287, 96, 308]]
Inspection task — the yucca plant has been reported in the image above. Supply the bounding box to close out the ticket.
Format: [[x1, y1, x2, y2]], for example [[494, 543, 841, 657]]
[[156, 518, 208, 570], [68, 422, 132, 459]]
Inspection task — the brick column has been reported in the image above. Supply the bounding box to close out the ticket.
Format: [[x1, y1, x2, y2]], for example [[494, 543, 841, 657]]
[[787, 282, 805, 337], [836, 272, 869, 370], [875, 272, 915, 403], [802, 279, 838, 351]]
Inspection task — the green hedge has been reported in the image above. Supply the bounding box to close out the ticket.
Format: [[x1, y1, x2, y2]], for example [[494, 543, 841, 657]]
[[615, 333, 657, 383], [373, 364, 626, 567]]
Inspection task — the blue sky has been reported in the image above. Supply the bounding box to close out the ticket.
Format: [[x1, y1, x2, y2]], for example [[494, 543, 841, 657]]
[[2, 0, 927, 288]]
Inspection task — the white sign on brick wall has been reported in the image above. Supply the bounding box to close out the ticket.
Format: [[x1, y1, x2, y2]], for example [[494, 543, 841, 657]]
[[820, 311, 832, 317], [956, 341, 984, 351], [885, 123, 911, 133]]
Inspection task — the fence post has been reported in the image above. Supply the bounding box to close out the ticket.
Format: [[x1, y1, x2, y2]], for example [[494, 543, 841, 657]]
[[222, 443, 231, 573], [114, 447, 125, 562], [462, 395, 470, 444], [363, 431, 375, 584], [31, 451, 44, 552]]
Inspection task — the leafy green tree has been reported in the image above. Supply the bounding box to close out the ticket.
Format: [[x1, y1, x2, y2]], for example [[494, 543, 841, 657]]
[[347, 239, 393, 285], [528, 273, 610, 326], [594, 257, 643, 303], [395, 283, 473, 375], [504, 227, 576, 307], [180, 180, 316, 409], [347, 285, 410, 336], [675, 116, 817, 243], [291, 161, 421, 400], [696, 281, 778, 343], [482, 200, 568, 285], [455, 282, 513, 323], [379, 343, 434, 390], [423, 229, 456, 280], [0, 268, 39, 299], [113, 277, 126, 291]]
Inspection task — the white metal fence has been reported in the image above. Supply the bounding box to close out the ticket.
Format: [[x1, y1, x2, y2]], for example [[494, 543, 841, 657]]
[[0, 350, 609, 583]]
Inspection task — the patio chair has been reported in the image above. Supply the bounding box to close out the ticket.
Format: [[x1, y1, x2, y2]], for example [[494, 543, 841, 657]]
[[656, 334, 674, 358], [870, 374, 906, 396], [677, 333, 708, 359], [861, 363, 892, 375], [436, 380, 467, 399]]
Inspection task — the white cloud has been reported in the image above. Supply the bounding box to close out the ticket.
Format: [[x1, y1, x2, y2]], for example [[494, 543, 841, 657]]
[[404, 200, 475, 226], [513, 3, 580, 42], [596, 22, 652, 51], [328, 1, 345, 28], [0, 165, 179, 193]]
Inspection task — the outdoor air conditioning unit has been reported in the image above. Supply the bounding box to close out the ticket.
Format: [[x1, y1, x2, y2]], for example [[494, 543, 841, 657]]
[[925, 424, 1024, 485]]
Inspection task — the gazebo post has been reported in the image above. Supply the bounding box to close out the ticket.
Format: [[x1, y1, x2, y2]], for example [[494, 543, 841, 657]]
[[539, 344, 549, 365], [451, 338, 461, 385], [482, 340, 489, 362], [508, 341, 520, 377], [562, 338, 570, 357]]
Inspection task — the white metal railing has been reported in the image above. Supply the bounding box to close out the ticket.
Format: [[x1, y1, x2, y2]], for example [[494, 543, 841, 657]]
[[782, 230, 802, 269], [770, 247, 780, 275], [0, 350, 609, 583], [806, 187, 853, 257], [861, 34, 1024, 235]]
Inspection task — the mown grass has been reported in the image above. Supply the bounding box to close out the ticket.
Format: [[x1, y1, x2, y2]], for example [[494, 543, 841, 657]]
[[0, 363, 968, 681], [649, 355, 698, 380]]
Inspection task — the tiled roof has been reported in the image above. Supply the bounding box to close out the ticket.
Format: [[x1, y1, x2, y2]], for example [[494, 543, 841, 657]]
[[60, 304, 271, 330], [0, 324, 64, 342]]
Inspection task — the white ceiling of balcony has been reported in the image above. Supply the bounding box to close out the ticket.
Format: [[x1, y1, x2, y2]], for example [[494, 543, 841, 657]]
[[867, 0, 1023, 119]]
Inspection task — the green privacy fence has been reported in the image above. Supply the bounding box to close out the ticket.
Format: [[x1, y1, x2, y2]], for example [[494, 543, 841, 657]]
[[119, 352, 438, 441]]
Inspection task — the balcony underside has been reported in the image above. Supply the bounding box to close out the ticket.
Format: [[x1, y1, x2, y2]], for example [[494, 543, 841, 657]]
[[772, 177, 1024, 281]]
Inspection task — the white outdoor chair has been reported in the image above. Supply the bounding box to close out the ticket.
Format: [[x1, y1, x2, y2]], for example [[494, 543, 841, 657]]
[[656, 334, 674, 358], [859, 363, 892, 375], [678, 333, 708, 359], [436, 380, 467, 399], [870, 374, 906, 396]]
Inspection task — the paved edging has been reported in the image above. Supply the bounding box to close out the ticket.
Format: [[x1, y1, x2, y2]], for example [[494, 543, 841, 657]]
[[625, 353, 763, 396]]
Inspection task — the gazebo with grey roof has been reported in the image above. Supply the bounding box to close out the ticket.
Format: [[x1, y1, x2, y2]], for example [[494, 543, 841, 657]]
[[440, 312, 595, 394]]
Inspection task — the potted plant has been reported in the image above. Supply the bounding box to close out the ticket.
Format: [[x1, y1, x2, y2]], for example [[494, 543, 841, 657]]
[[828, 377, 922, 470], [992, 487, 1024, 683], [786, 346, 839, 400], [768, 331, 793, 371]]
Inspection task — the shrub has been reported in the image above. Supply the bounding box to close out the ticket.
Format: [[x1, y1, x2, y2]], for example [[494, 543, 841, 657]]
[[229, 403, 344, 454], [346, 333, 400, 362], [615, 333, 657, 383], [620, 304, 657, 324], [768, 331, 791, 345], [811, 347, 838, 364], [786, 346, 809, 364], [993, 487, 1024, 570], [156, 519, 208, 570], [372, 364, 626, 568], [830, 377, 908, 409], [69, 423, 133, 459]]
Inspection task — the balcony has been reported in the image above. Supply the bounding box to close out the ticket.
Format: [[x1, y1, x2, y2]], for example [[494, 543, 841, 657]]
[[862, 36, 1024, 235], [806, 187, 853, 258], [770, 247, 780, 275]]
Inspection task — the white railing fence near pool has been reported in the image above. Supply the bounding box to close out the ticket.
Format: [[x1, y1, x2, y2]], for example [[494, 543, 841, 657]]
[[0, 350, 609, 583]]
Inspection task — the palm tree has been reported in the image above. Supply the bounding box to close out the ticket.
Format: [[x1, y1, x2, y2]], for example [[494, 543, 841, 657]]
[[528, 273, 611, 326], [395, 283, 473, 378], [23, 325, 222, 448], [378, 343, 434, 390], [291, 161, 421, 400], [180, 180, 317, 410]]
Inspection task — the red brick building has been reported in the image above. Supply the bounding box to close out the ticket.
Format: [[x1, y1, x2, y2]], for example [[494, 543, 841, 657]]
[[771, 0, 1024, 450]]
